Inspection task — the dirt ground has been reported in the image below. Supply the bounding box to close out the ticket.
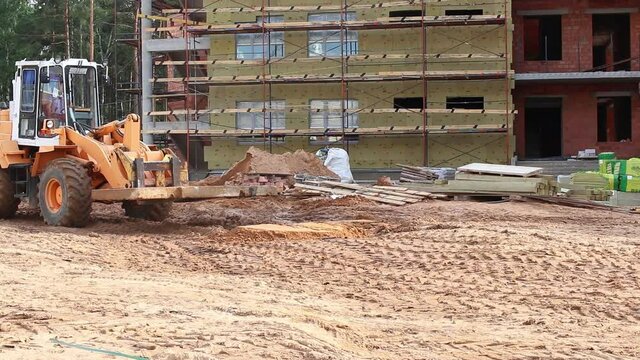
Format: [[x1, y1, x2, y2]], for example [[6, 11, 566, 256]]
[[0, 195, 639, 359]]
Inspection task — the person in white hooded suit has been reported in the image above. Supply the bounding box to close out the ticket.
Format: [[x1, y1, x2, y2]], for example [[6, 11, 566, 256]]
[[315, 147, 355, 183]]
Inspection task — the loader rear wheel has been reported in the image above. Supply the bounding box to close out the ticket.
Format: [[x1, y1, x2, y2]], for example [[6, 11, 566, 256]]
[[38, 159, 92, 227], [122, 200, 172, 222], [0, 169, 19, 219]]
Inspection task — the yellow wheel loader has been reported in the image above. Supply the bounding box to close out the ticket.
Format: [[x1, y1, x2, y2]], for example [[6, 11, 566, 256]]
[[0, 59, 277, 227]]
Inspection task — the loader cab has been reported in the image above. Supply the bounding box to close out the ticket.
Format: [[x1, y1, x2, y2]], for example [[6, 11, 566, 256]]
[[12, 59, 101, 146]]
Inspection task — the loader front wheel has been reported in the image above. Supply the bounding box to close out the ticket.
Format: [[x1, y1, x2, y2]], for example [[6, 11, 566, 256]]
[[0, 169, 19, 219], [38, 159, 92, 227], [122, 200, 172, 222]]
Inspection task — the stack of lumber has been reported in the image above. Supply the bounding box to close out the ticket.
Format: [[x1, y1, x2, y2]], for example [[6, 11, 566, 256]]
[[449, 163, 556, 196], [563, 188, 611, 201], [552, 172, 612, 201], [570, 172, 609, 189], [400, 163, 558, 197], [294, 180, 446, 206], [397, 164, 439, 184]]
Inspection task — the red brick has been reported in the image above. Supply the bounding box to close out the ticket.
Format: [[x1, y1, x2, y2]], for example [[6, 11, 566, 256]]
[[514, 83, 640, 159], [513, 0, 640, 73]]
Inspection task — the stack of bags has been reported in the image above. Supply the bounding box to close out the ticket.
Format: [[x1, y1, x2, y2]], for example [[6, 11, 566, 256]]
[[598, 153, 640, 193]]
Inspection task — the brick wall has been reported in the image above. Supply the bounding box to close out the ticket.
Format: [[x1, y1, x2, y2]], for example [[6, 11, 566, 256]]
[[514, 83, 640, 159], [513, 0, 640, 73]]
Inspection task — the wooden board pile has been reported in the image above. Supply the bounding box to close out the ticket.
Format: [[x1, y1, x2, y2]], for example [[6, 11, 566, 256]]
[[401, 163, 558, 197], [294, 180, 446, 206], [397, 164, 439, 183], [570, 172, 609, 189], [560, 172, 612, 201], [449, 163, 556, 196]]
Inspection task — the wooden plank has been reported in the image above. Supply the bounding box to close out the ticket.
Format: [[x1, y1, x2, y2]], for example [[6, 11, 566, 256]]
[[147, 107, 517, 116], [154, 53, 505, 67], [146, 15, 506, 34], [92, 185, 280, 202], [373, 185, 409, 191], [141, 124, 508, 136], [457, 163, 544, 177], [408, 184, 535, 199], [454, 172, 548, 184], [397, 164, 433, 173], [322, 180, 416, 195], [400, 178, 434, 184], [151, 70, 510, 85], [161, 0, 452, 14], [398, 172, 432, 180], [358, 190, 418, 203], [179, 185, 281, 199], [92, 187, 179, 201], [320, 181, 424, 200], [294, 183, 406, 205], [447, 180, 540, 194], [373, 186, 438, 198]]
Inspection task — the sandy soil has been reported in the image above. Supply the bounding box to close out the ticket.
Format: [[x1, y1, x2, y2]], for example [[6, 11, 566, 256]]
[[0, 196, 639, 359]]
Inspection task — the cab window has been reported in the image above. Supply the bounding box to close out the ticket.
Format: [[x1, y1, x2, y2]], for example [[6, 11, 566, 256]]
[[20, 69, 36, 113], [39, 66, 65, 122], [66, 66, 98, 128]]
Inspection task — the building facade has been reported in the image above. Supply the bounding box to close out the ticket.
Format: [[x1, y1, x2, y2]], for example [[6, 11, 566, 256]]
[[512, 0, 640, 159], [141, 0, 514, 172], [202, 0, 514, 170]]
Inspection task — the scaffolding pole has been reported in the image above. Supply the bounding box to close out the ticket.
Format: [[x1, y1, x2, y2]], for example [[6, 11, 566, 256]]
[[141, 0, 153, 143]]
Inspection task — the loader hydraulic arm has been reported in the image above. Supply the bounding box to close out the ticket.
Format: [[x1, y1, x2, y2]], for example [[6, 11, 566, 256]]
[[92, 114, 142, 152], [63, 127, 131, 189]]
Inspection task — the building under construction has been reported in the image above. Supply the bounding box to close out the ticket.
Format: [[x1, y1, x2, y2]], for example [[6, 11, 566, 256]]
[[140, 0, 513, 175], [512, 0, 640, 160], [137, 0, 640, 175]]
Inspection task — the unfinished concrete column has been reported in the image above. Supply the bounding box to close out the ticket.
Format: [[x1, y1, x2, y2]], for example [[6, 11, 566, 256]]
[[141, 0, 153, 143]]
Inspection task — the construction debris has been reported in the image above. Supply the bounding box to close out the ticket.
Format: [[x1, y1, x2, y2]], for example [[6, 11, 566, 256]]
[[376, 176, 394, 186], [294, 180, 446, 206], [197, 147, 338, 187]]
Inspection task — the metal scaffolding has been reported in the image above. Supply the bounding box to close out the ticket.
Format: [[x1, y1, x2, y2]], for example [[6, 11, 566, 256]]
[[139, 0, 514, 170]]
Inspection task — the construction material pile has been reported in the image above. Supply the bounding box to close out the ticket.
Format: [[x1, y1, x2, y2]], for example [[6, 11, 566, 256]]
[[562, 172, 611, 201], [399, 163, 558, 197], [597, 153, 640, 193], [400, 163, 613, 202], [294, 180, 446, 206], [397, 164, 439, 183], [397, 164, 456, 183], [197, 147, 337, 187], [448, 163, 558, 196]]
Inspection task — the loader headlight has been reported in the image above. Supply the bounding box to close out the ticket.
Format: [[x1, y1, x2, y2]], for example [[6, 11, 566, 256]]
[[45, 120, 54, 129]]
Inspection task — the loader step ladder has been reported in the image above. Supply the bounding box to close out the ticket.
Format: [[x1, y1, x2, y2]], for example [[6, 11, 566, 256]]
[[9, 164, 32, 199]]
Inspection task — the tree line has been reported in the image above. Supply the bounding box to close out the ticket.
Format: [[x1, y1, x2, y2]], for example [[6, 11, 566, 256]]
[[0, 0, 139, 120]]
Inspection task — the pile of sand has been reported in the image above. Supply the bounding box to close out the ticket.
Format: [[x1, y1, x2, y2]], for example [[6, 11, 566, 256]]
[[197, 147, 337, 186]]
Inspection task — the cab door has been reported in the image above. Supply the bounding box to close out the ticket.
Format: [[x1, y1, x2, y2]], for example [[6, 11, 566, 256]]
[[18, 67, 37, 139]]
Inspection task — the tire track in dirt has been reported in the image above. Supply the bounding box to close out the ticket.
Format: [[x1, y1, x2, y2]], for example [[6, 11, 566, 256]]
[[1, 198, 639, 359]]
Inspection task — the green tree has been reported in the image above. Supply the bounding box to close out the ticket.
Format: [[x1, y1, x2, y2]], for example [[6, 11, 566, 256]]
[[0, 0, 139, 120], [0, 0, 40, 100]]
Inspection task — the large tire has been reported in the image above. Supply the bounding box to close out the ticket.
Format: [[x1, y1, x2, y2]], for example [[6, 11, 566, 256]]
[[122, 200, 172, 222], [0, 169, 19, 219], [38, 158, 92, 227]]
